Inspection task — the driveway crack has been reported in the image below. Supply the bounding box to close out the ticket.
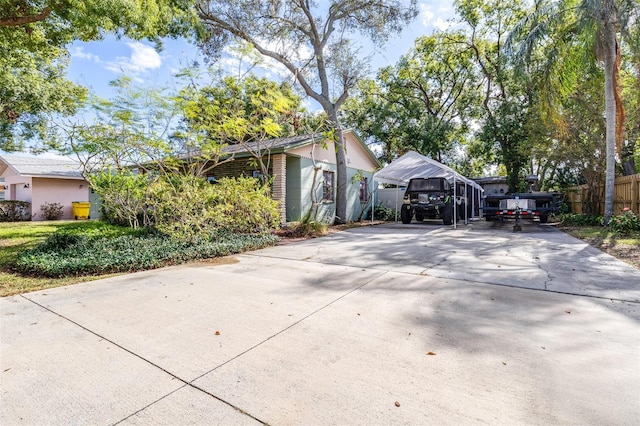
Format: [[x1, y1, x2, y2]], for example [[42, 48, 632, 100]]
[[19, 294, 269, 426], [19, 271, 387, 425]]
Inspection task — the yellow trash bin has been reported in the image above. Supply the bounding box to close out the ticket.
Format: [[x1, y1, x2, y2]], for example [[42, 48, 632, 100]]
[[72, 202, 91, 220]]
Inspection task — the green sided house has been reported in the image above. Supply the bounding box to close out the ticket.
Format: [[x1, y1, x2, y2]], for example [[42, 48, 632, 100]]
[[209, 130, 380, 223]]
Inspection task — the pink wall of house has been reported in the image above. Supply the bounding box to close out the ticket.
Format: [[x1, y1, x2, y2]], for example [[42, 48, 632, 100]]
[[31, 178, 89, 220]]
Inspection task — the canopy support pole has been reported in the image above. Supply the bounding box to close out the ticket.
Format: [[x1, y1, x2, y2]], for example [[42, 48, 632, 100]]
[[465, 182, 469, 224], [453, 175, 457, 229], [371, 179, 375, 223], [395, 180, 399, 222]]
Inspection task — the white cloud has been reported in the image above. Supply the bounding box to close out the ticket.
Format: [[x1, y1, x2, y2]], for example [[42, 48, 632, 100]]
[[433, 17, 455, 31], [69, 46, 100, 62], [127, 42, 162, 70], [105, 41, 162, 76], [420, 4, 435, 27]]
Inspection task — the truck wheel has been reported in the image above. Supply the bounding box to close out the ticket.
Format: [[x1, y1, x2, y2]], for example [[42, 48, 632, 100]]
[[415, 214, 424, 222], [539, 215, 548, 224], [401, 206, 412, 224], [442, 204, 452, 225]]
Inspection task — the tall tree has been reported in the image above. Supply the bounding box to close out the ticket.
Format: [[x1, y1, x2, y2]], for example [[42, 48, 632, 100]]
[[622, 19, 640, 175], [454, 0, 534, 193], [195, 0, 418, 224], [343, 32, 481, 163], [0, 0, 200, 151], [508, 0, 639, 223]]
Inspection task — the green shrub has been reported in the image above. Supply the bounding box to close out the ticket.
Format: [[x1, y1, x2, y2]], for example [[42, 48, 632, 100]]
[[40, 202, 64, 220], [608, 210, 640, 235], [0, 200, 31, 222], [89, 170, 152, 228], [90, 170, 281, 241], [14, 230, 279, 277], [210, 176, 281, 233], [147, 175, 281, 241], [559, 213, 602, 227], [372, 204, 397, 221]]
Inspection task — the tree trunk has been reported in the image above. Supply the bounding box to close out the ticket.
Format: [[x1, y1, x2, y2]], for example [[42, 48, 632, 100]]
[[622, 58, 640, 175], [613, 40, 625, 161], [603, 21, 617, 224], [327, 108, 348, 224]]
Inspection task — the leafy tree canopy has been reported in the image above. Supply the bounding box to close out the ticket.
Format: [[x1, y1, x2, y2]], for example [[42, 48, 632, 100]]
[[0, 0, 201, 151]]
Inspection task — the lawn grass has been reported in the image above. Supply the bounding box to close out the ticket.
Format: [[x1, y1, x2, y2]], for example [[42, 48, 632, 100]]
[[1, 220, 280, 297], [0, 221, 130, 297], [560, 225, 640, 270]]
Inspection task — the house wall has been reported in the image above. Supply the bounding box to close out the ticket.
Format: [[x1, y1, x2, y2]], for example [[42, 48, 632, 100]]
[[287, 132, 376, 172], [211, 133, 379, 224], [286, 156, 303, 221], [271, 154, 286, 222], [282, 133, 378, 223], [210, 158, 257, 179], [288, 157, 374, 223], [1, 168, 33, 210], [31, 178, 89, 220]]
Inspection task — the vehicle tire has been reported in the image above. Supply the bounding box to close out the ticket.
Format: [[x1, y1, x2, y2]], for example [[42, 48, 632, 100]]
[[401, 206, 412, 224], [539, 215, 548, 224], [442, 204, 453, 225], [485, 215, 493, 222], [415, 214, 424, 222]]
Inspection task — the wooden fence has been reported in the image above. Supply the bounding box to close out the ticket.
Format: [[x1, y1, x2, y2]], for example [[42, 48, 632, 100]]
[[566, 173, 640, 215]]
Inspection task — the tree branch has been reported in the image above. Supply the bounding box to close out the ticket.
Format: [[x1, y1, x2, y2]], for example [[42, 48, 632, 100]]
[[0, 6, 52, 27]]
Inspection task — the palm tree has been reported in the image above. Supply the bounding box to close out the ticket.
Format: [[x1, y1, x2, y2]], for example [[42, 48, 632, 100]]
[[508, 0, 638, 224]]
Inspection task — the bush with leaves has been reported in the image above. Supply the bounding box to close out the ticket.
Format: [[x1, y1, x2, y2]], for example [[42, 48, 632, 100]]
[[89, 170, 152, 228], [373, 204, 397, 221], [210, 176, 281, 233], [608, 210, 640, 235], [89, 168, 281, 241], [0, 200, 31, 222], [145, 174, 281, 241], [40, 202, 64, 220]]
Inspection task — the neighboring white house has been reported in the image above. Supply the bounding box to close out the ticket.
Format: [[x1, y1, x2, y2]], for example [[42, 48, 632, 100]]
[[0, 153, 91, 220]]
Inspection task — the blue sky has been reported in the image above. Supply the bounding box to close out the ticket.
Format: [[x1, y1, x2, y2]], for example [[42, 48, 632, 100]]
[[65, 1, 456, 107]]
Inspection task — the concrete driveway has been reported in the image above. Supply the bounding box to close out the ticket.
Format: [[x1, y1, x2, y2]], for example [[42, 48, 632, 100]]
[[1, 221, 639, 425]]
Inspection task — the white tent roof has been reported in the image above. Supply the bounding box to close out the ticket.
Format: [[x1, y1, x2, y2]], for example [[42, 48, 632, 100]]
[[373, 151, 483, 191]]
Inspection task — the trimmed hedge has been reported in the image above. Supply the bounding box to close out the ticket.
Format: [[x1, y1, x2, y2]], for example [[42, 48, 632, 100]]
[[14, 230, 279, 278]]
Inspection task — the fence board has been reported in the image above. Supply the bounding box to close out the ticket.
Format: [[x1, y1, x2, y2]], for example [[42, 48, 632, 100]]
[[566, 174, 640, 215]]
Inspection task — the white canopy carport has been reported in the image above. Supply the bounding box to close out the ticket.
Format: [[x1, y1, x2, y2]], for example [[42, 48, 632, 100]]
[[372, 151, 484, 227]]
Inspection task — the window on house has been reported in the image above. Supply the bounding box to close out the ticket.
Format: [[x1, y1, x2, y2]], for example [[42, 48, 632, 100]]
[[322, 170, 334, 202], [359, 177, 368, 202]]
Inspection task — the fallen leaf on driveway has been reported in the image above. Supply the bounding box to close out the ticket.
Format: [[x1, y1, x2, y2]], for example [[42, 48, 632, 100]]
[[395, 401, 401, 407], [565, 311, 571, 314], [215, 331, 221, 335], [427, 351, 436, 355]]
